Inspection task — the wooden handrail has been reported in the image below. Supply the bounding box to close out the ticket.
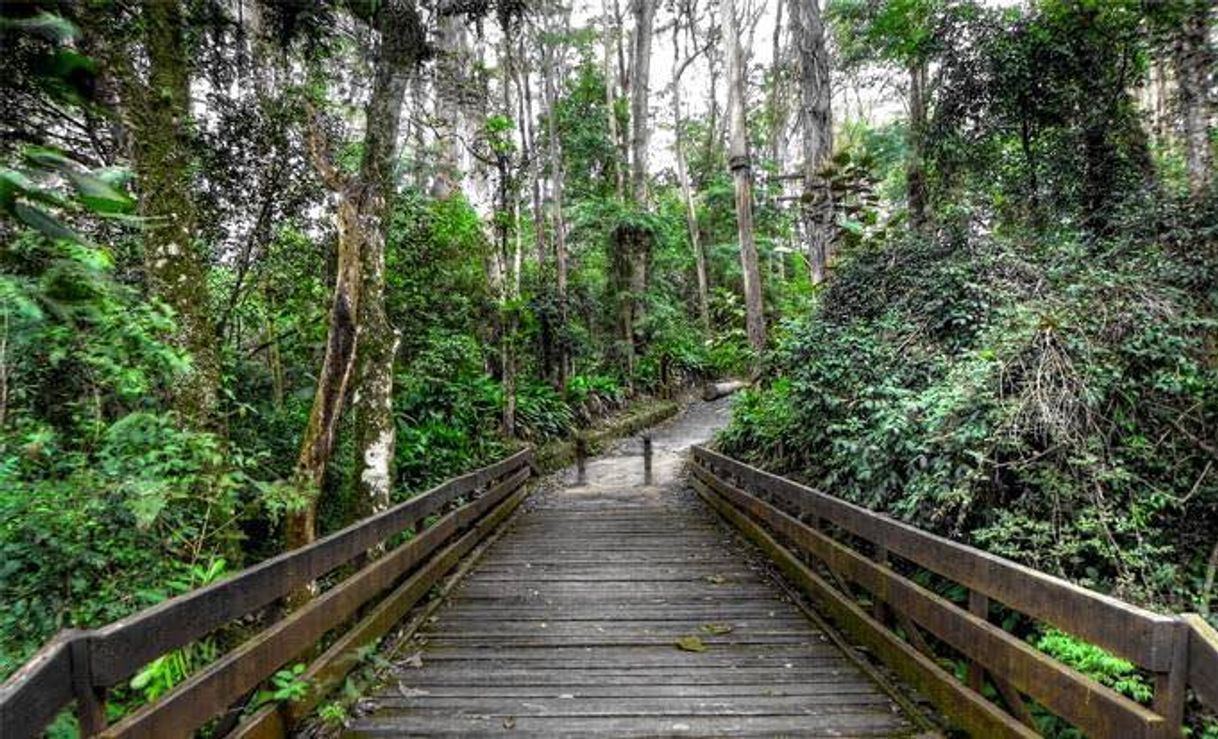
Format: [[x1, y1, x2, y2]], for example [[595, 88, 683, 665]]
[[0, 449, 533, 739], [692, 446, 1217, 738]]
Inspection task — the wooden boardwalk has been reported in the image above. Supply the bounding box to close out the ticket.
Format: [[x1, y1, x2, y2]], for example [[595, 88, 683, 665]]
[[8, 402, 1217, 738], [348, 412, 914, 737]]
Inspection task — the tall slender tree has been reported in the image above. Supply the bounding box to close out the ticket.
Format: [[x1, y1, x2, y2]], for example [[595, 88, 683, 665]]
[[630, 0, 657, 204], [721, 0, 765, 353], [792, 0, 834, 283], [672, 15, 711, 331], [542, 5, 573, 388], [601, 0, 627, 200]]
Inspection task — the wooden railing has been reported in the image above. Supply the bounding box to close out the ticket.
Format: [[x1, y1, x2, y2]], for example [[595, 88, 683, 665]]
[[0, 449, 534, 739], [691, 446, 1218, 739]]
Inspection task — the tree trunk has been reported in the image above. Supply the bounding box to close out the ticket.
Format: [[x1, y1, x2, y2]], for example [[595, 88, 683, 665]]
[[907, 60, 929, 232], [432, 14, 466, 200], [291, 0, 422, 549], [129, 0, 220, 427], [519, 43, 547, 270], [286, 191, 362, 552], [543, 10, 573, 389], [722, 0, 766, 354], [630, 0, 657, 204], [1176, 1, 1213, 196], [672, 22, 710, 332], [495, 26, 521, 437], [601, 0, 627, 200], [768, 0, 789, 171], [792, 0, 834, 284]]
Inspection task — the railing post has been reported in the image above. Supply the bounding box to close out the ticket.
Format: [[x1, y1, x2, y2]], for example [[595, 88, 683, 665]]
[[642, 434, 653, 485], [69, 633, 106, 737], [872, 545, 890, 622], [1152, 618, 1189, 738], [575, 434, 587, 486]]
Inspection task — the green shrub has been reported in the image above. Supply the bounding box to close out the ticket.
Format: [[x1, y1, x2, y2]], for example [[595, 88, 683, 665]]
[[720, 204, 1218, 609]]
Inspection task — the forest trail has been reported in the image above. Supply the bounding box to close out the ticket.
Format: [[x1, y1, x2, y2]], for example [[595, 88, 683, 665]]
[[347, 399, 914, 737]]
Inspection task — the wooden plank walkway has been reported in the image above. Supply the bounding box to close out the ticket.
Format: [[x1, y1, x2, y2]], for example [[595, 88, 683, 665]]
[[348, 404, 915, 737]]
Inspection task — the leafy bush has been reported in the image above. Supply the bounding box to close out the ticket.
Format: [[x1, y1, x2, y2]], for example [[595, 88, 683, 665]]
[[0, 414, 251, 678], [720, 200, 1218, 609], [514, 380, 575, 442], [1035, 629, 1152, 704]]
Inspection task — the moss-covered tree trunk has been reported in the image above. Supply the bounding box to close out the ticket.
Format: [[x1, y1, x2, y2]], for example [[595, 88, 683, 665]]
[[129, 0, 220, 427], [432, 14, 466, 201], [722, 0, 766, 354], [1175, 1, 1213, 196], [289, 0, 422, 548], [287, 194, 362, 551], [907, 61, 929, 233], [792, 0, 834, 284]]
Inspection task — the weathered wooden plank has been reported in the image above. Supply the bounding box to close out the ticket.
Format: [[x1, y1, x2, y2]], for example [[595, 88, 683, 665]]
[[693, 476, 1035, 739], [375, 683, 882, 699], [424, 620, 811, 637], [468, 572, 759, 583], [0, 633, 77, 739], [101, 467, 530, 739], [416, 644, 843, 664], [90, 451, 531, 688], [384, 667, 868, 685], [419, 634, 816, 648], [694, 447, 1177, 671], [695, 465, 1167, 739], [368, 694, 897, 714], [454, 582, 779, 598], [348, 713, 908, 737], [432, 607, 794, 621]]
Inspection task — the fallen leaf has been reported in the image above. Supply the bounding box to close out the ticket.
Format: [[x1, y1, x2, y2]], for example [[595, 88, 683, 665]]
[[398, 683, 429, 698], [701, 623, 734, 636], [503, 716, 516, 729], [675, 635, 709, 653], [704, 574, 726, 585], [402, 652, 423, 669]]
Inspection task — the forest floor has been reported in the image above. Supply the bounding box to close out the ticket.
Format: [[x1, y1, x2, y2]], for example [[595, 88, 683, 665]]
[[342, 398, 917, 737]]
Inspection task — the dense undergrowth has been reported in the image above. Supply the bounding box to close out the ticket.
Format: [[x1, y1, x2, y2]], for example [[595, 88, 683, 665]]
[[722, 197, 1218, 609]]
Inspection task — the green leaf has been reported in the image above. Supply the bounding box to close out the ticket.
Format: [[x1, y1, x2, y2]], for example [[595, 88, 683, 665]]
[[2, 12, 79, 42], [22, 146, 74, 171], [675, 635, 709, 653], [13, 202, 82, 243], [65, 170, 135, 215]]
